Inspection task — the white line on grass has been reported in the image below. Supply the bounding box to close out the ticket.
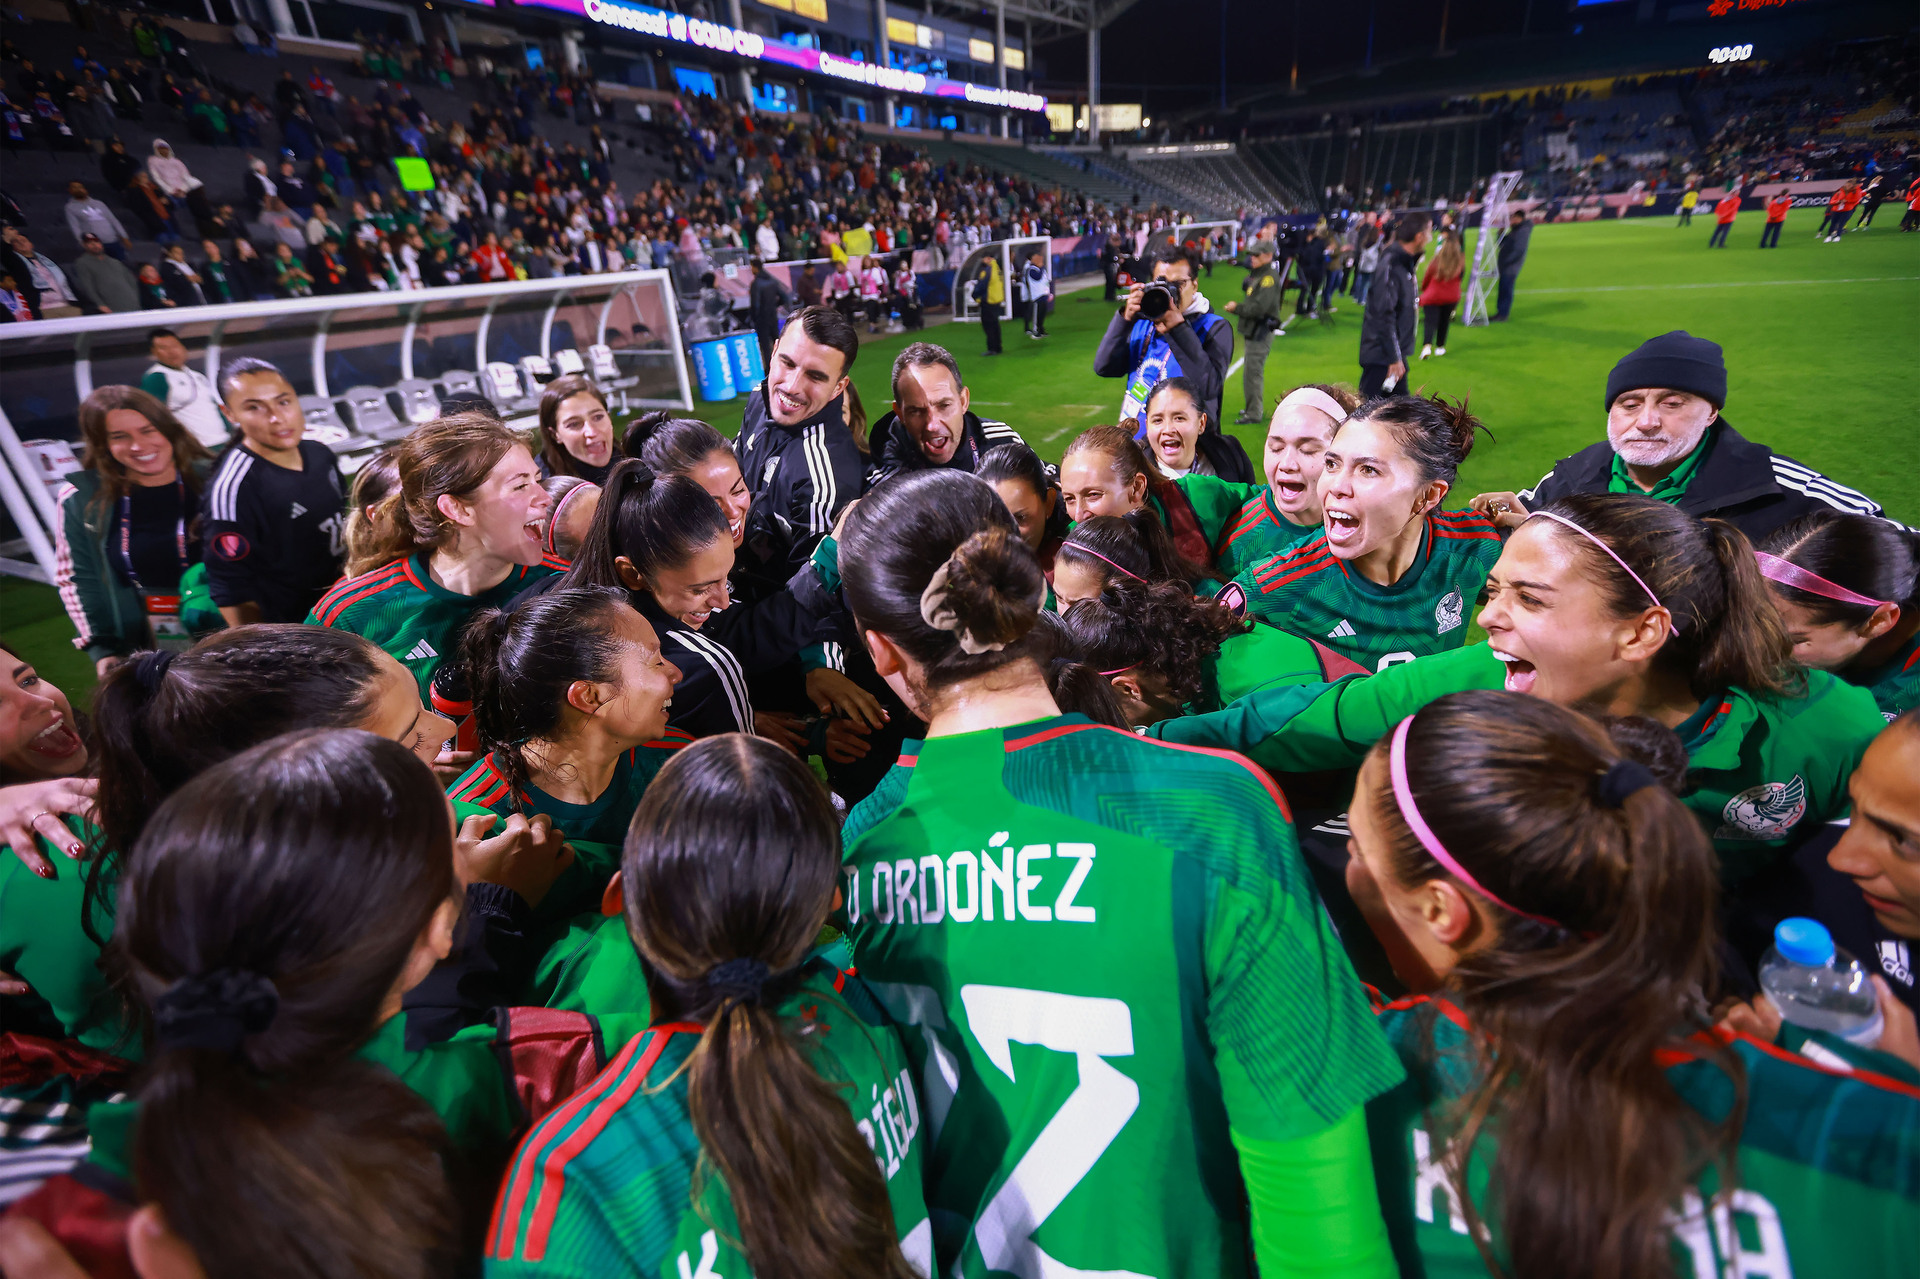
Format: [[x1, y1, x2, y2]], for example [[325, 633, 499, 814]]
[[1528, 276, 1919, 294], [1226, 357, 1244, 378]]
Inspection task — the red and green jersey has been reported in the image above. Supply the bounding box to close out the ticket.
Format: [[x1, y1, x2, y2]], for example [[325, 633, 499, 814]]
[[1211, 621, 1370, 709], [1367, 992, 1920, 1278], [1213, 487, 1323, 581], [306, 553, 568, 698], [448, 734, 693, 921], [839, 714, 1401, 1278], [1154, 644, 1886, 885], [485, 966, 932, 1279], [0, 819, 123, 1053], [1850, 627, 1920, 722], [1236, 510, 1503, 672]]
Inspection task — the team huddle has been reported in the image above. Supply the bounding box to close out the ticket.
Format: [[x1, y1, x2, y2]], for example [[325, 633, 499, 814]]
[[0, 299, 1916, 1279]]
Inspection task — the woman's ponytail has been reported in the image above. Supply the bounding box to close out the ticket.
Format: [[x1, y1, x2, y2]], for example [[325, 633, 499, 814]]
[[1365, 692, 1737, 1279], [117, 730, 461, 1279], [624, 737, 918, 1279], [1696, 517, 1796, 696], [560, 457, 726, 592]]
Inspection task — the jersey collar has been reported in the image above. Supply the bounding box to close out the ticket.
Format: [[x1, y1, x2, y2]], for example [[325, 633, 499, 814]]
[[1674, 686, 1758, 770]]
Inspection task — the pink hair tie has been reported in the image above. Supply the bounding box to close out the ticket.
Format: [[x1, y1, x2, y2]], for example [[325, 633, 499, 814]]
[[1527, 511, 1679, 637], [1755, 552, 1892, 610], [1064, 542, 1146, 583], [1389, 716, 1566, 930], [545, 481, 595, 554]]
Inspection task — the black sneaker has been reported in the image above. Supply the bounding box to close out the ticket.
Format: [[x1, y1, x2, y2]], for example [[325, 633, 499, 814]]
[[1233, 411, 1263, 425]]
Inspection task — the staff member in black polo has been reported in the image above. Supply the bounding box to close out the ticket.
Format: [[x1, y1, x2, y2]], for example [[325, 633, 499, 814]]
[[1470, 330, 1888, 543]]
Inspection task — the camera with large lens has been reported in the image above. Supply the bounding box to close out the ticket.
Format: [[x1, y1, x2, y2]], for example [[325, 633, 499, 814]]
[[1139, 277, 1181, 318]]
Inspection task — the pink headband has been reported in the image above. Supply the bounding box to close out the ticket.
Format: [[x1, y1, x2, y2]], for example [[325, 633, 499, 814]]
[[1755, 552, 1892, 610], [1527, 511, 1679, 636], [1389, 716, 1565, 930], [1277, 386, 1350, 424], [1065, 542, 1145, 583]]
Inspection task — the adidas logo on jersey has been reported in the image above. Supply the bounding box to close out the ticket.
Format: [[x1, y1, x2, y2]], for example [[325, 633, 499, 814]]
[[1327, 619, 1357, 639], [403, 639, 439, 662], [290, 502, 308, 519]]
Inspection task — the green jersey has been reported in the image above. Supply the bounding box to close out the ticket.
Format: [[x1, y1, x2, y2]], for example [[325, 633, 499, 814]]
[[306, 553, 568, 698], [0, 820, 123, 1053], [1210, 621, 1370, 709], [531, 910, 648, 1015], [840, 714, 1402, 1278], [1214, 487, 1322, 581], [485, 966, 932, 1279], [1850, 628, 1920, 722], [448, 734, 693, 921], [1368, 993, 1920, 1279], [1236, 510, 1503, 672], [1154, 644, 1886, 883]]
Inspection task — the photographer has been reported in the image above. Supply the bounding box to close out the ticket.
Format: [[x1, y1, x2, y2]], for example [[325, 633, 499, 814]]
[[1095, 242, 1234, 431], [1223, 238, 1284, 425], [1357, 213, 1429, 398]]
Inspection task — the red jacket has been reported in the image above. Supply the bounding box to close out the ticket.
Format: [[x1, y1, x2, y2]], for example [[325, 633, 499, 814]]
[[1765, 194, 1792, 223], [1418, 260, 1461, 307], [1714, 195, 1740, 224]]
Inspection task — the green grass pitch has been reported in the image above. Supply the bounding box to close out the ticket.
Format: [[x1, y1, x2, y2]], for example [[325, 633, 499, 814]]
[[4, 207, 1913, 704]]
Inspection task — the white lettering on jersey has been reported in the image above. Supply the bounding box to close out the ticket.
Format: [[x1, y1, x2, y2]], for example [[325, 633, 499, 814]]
[[855, 837, 1096, 930], [674, 1230, 722, 1279], [1377, 650, 1417, 671], [962, 986, 1150, 1279], [864, 982, 961, 1142], [319, 513, 343, 556], [1670, 1189, 1794, 1279], [1878, 939, 1913, 988], [1411, 1128, 1469, 1235], [854, 1067, 922, 1183]]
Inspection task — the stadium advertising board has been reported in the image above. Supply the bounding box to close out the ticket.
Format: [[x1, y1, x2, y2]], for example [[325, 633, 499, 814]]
[[521, 0, 1047, 112]]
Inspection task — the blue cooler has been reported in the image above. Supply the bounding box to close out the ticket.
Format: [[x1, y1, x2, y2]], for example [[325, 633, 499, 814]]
[[692, 337, 736, 402], [726, 330, 765, 390]]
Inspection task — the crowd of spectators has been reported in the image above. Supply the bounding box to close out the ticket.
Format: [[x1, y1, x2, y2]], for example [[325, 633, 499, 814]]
[[1, 15, 1187, 321]]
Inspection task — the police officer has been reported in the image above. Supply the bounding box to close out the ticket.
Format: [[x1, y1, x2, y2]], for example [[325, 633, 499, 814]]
[[1224, 239, 1284, 426]]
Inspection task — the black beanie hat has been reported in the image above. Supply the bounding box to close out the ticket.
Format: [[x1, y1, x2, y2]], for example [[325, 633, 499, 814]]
[[1604, 331, 1727, 410]]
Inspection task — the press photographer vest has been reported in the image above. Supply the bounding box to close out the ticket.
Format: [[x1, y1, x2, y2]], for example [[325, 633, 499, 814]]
[[1121, 310, 1225, 425]]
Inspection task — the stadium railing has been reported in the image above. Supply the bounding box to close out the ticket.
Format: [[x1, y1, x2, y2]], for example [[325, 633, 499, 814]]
[[0, 271, 689, 585], [949, 237, 1054, 324]]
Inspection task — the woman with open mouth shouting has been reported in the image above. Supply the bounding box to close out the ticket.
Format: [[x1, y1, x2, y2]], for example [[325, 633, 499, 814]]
[[1155, 493, 1888, 950], [307, 413, 567, 707], [1214, 383, 1363, 580], [1234, 393, 1504, 673]]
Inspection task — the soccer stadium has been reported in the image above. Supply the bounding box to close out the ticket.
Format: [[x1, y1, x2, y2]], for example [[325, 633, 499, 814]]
[[0, 0, 1915, 1272]]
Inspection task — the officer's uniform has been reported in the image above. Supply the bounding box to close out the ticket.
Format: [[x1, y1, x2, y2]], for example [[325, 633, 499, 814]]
[[1233, 241, 1286, 424]]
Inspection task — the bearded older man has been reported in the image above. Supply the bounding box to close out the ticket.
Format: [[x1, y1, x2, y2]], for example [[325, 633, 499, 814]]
[[1470, 330, 1887, 542]]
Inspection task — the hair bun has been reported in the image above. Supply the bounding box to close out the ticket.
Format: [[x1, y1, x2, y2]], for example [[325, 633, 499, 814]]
[[923, 529, 1046, 654]]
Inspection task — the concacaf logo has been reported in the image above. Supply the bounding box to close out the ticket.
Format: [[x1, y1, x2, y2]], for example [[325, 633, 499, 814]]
[[1715, 776, 1807, 841]]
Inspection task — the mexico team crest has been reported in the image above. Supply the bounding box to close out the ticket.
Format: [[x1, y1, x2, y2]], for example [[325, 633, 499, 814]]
[[1716, 776, 1807, 840], [1435, 590, 1465, 635]]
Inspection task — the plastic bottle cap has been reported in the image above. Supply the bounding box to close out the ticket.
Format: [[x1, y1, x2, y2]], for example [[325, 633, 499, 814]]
[[1774, 917, 1836, 967]]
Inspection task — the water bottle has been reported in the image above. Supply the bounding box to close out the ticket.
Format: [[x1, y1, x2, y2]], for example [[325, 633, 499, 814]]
[[1757, 917, 1884, 1048]]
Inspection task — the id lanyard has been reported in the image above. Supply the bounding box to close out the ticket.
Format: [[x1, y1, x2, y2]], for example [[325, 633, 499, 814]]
[[118, 480, 193, 645]]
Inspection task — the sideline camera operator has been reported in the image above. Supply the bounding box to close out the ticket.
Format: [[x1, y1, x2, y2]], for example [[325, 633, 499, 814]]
[[1223, 237, 1284, 425], [1094, 242, 1234, 432]]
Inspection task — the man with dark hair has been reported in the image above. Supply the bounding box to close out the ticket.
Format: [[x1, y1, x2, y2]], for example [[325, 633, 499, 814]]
[[1469, 330, 1886, 543], [1094, 240, 1234, 431], [140, 328, 228, 447], [734, 305, 867, 574], [1493, 209, 1532, 319], [868, 341, 1030, 484], [1357, 214, 1429, 398]]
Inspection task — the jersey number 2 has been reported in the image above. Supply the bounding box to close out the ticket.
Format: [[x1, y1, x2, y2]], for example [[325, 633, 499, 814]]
[[961, 984, 1153, 1279]]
